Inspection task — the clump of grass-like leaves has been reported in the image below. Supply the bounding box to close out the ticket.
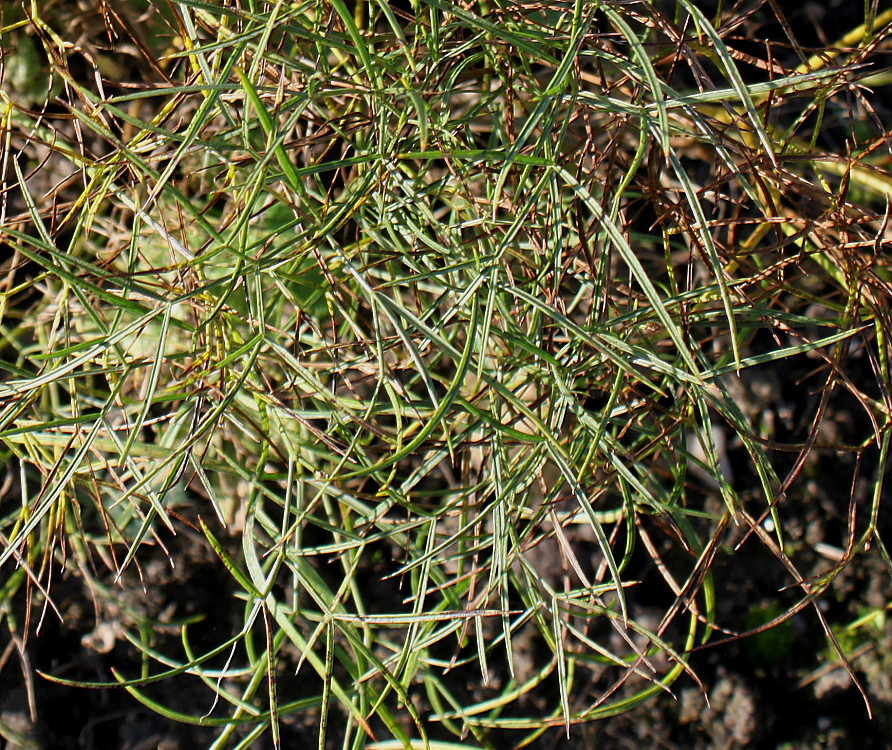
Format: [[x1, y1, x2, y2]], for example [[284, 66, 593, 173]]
[[1, 1, 891, 747]]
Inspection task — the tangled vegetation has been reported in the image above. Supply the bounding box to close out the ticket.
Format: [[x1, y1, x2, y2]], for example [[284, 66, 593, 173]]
[[1, 1, 891, 747]]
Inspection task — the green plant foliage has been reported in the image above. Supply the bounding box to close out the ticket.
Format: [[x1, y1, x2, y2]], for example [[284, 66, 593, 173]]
[[744, 603, 796, 666], [1, 0, 891, 747]]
